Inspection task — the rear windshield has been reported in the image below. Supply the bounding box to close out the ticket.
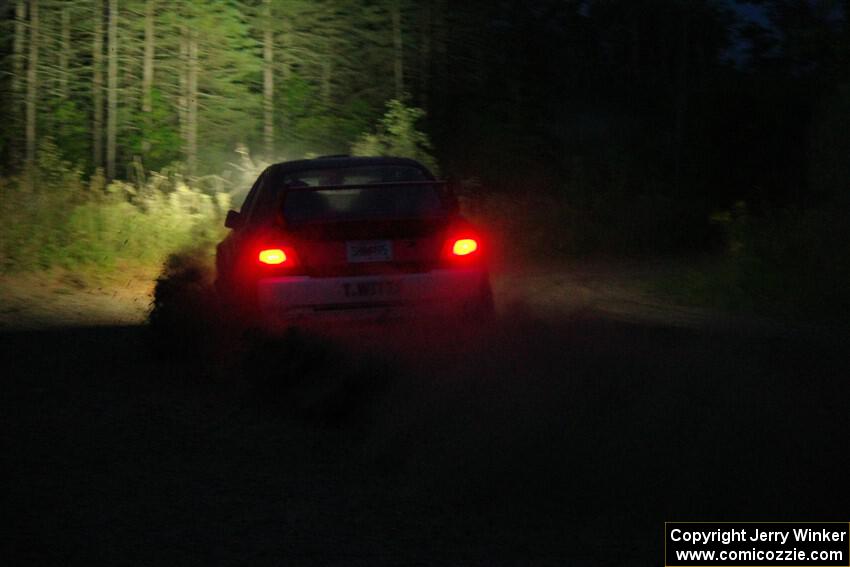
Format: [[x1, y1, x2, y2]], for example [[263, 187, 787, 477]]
[[279, 164, 442, 224], [282, 165, 428, 187], [283, 184, 443, 224]]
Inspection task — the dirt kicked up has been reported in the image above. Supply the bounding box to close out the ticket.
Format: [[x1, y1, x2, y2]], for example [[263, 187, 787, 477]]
[[3, 259, 849, 565]]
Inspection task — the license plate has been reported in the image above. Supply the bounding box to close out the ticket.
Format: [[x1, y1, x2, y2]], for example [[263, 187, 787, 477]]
[[342, 280, 402, 298], [346, 240, 392, 263]]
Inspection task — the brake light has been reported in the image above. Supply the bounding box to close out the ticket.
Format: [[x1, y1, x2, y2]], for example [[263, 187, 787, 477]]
[[452, 238, 479, 256], [258, 248, 287, 265]]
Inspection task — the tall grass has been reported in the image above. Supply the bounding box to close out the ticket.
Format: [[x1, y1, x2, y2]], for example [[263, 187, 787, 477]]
[[0, 140, 230, 274]]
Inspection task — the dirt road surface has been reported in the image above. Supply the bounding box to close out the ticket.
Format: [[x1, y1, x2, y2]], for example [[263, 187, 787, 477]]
[[3, 263, 848, 565]]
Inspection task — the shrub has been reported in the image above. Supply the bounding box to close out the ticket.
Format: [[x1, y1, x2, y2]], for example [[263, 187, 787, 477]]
[[351, 99, 438, 173], [0, 140, 228, 274]]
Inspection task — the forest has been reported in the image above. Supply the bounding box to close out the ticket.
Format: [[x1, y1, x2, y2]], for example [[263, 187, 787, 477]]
[[1, 0, 849, 320]]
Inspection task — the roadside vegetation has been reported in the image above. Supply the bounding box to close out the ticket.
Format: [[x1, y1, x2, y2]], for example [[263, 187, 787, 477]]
[[0, 140, 229, 276], [0, 98, 434, 277]]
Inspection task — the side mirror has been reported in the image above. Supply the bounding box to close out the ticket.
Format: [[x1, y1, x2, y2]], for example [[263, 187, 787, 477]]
[[224, 210, 244, 230]]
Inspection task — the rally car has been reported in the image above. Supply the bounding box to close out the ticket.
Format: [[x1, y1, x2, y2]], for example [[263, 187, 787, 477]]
[[215, 156, 493, 328]]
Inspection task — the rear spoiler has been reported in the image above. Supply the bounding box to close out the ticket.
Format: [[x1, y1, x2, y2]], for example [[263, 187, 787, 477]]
[[280, 179, 459, 214], [282, 180, 447, 191]]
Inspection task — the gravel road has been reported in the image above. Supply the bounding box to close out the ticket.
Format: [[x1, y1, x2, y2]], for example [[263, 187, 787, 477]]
[[3, 263, 848, 565]]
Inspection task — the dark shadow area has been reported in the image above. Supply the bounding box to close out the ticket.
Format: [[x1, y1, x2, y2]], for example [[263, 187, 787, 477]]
[[3, 310, 849, 565]]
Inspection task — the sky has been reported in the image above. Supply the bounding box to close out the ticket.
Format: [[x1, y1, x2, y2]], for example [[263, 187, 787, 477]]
[[730, 1, 771, 27], [727, 0, 773, 64]]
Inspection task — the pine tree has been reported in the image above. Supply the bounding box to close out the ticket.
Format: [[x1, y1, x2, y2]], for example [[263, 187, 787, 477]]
[[1, 0, 434, 174], [11, 0, 27, 164], [141, 0, 155, 153], [391, 0, 403, 99], [92, 0, 104, 170], [263, 0, 274, 157], [59, 4, 70, 99], [106, 0, 118, 180], [25, 0, 39, 165]]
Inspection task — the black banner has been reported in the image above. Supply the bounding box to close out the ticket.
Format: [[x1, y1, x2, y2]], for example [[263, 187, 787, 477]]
[[665, 523, 849, 567]]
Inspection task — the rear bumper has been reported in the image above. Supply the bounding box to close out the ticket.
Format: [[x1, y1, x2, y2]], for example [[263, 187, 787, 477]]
[[256, 268, 488, 326]]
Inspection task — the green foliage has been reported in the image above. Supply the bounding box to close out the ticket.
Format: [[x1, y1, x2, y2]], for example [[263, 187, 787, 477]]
[[351, 99, 438, 172], [273, 73, 379, 157], [0, 140, 228, 274], [125, 89, 183, 172], [50, 99, 90, 170]]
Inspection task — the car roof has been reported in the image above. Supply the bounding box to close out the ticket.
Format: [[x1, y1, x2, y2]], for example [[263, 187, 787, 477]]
[[265, 156, 434, 179]]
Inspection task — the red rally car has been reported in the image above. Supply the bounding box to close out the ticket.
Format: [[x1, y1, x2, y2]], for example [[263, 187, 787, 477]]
[[215, 156, 493, 328]]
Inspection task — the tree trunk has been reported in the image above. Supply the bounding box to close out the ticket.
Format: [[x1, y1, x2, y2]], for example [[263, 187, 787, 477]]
[[391, 0, 403, 99], [142, 0, 155, 154], [281, 19, 291, 82], [846, 0, 850, 37], [178, 25, 188, 162], [93, 0, 104, 170], [106, 0, 118, 180], [674, 13, 689, 193], [321, 55, 331, 107], [59, 6, 70, 99], [187, 32, 198, 176], [434, 0, 447, 108], [631, 18, 641, 78], [263, 0, 274, 157], [25, 0, 39, 166], [12, 0, 26, 164], [418, 2, 431, 110], [279, 18, 291, 137]]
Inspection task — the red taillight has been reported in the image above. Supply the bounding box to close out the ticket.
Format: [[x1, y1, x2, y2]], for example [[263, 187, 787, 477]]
[[451, 238, 479, 256], [258, 248, 287, 265]]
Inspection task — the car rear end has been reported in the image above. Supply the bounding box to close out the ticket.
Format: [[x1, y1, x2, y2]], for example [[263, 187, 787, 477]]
[[240, 172, 491, 329]]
